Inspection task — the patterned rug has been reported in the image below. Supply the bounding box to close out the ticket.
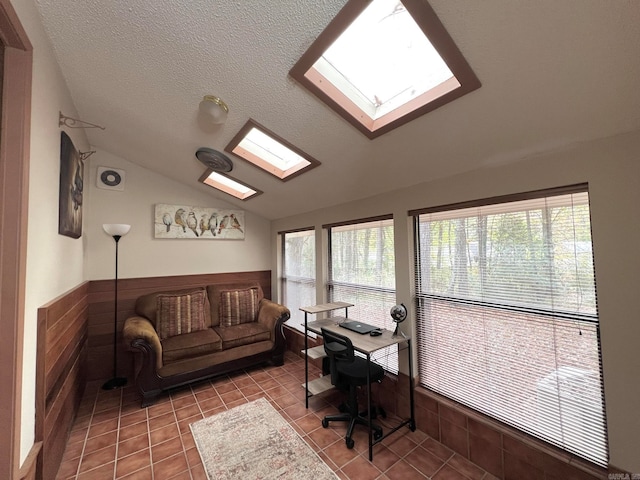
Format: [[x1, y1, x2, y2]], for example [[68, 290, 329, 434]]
[[190, 398, 339, 480]]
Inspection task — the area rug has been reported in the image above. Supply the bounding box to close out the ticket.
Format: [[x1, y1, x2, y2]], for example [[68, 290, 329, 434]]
[[190, 397, 339, 480]]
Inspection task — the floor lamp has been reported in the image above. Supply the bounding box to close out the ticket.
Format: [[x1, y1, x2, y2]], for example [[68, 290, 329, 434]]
[[102, 223, 131, 390]]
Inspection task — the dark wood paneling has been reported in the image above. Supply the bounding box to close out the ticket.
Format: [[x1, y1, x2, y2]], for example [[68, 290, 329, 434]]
[[36, 282, 89, 480], [86, 270, 272, 381]]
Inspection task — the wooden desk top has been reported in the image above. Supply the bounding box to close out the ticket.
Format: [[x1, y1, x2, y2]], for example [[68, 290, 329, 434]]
[[307, 317, 409, 354], [300, 302, 354, 314]]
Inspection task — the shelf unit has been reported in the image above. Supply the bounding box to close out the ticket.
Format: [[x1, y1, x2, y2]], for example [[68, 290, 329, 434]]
[[300, 302, 353, 407]]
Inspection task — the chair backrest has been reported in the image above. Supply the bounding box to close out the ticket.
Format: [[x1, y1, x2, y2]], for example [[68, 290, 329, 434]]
[[321, 328, 355, 386]]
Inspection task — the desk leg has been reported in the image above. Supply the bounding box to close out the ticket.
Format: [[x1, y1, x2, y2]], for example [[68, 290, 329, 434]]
[[408, 339, 416, 431], [367, 352, 373, 461], [304, 312, 309, 409]]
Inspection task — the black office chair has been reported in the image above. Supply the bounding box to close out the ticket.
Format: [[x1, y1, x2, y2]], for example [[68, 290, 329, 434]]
[[320, 327, 385, 449]]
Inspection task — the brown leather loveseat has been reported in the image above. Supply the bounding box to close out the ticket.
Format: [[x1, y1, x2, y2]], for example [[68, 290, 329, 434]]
[[123, 282, 290, 406]]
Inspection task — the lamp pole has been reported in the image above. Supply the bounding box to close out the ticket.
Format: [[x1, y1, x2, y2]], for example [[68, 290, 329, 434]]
[[102, 224, 131, 390]]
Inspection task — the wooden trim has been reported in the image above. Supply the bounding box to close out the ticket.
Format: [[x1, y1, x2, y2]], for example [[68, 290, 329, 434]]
[[277, 226, 315, 236], [322, 213, 393, 230], [408, 183, 589, 217], [35, 283, 89, 480], [18, 442, 42, 480], [0, 1, 32, 478]]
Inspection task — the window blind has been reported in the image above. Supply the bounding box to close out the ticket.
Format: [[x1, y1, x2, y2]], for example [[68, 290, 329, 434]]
[[413, 188, 608, 466], [281, 229, 316, 334], [328, 217, 398, 373]]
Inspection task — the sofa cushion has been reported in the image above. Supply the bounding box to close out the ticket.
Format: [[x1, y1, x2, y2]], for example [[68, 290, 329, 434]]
[[161, 328, 223, 364], [156, 290, 207, 340], [213, 323, 271, 349], [219, 287, 259, 327], [136, 287, 212, 329], [207, 283, 264, 327]]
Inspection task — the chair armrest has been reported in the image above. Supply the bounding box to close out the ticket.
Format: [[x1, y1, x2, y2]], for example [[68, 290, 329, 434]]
[[123, 316, 163, 370], [257, 299, 290, 331]]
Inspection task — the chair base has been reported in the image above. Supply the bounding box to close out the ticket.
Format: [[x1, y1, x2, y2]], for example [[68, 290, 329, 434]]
[[322, 411, 383, 449]]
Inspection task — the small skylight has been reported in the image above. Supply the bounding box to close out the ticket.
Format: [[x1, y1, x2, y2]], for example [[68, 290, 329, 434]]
[[198, 170, 262, 201], [225, 119, 320, 181], [290, 0, 480, 139]]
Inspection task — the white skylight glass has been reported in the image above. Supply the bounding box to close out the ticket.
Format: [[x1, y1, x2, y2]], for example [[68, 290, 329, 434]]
[[237, 127, 310, 172], [315, 0, 455, 120], [226, 119, 320, 181], [200, 171, 260, 200], [290, 0, 480, 138]]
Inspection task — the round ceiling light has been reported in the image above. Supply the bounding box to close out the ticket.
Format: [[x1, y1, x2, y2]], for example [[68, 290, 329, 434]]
[[198, 95, 229, 124], [195, 147, 233, 172]]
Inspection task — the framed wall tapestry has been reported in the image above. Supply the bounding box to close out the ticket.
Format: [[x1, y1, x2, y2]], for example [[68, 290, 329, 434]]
[[58, 131, 83, 238], [154, 203, 245, 240]]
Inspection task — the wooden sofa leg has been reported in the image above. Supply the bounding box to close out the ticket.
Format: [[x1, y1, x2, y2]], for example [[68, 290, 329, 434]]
[[272, 353, 284, 366]]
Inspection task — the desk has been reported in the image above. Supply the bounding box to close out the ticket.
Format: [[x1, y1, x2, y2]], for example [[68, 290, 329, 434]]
[[306, 317, 416, 461]]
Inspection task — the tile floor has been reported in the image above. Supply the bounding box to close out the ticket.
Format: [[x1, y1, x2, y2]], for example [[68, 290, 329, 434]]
[[56, 351, 497, 480]]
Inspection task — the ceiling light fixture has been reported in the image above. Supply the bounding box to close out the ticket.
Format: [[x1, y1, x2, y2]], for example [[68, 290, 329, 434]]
[[198, 95, 229, 124]]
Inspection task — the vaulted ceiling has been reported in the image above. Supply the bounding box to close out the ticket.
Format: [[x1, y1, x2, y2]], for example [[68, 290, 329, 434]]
[[35, 0, 640, 220]]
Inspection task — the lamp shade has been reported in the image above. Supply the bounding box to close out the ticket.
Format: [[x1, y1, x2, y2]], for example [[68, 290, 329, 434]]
[[199, 95, 229, 124], [103, 223, 131, 237]]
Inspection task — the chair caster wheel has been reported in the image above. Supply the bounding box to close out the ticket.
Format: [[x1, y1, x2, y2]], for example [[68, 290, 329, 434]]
[[374, 430, 383, 441], [346, 438, 355, 449], [322, 418, 329, 428]]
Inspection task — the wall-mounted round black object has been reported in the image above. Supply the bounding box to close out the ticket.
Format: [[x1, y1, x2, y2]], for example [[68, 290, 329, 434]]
[[195, 147, 233, 172], [100, 169, 122, 186]]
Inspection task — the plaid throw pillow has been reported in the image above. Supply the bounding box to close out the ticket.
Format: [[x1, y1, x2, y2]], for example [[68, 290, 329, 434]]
[[219, 288, 259, 327], [156, 290, 207, 340]]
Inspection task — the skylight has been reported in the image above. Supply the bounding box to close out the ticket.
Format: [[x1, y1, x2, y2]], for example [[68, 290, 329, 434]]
[[290, 0, 480, 139], [198, 170, 262, 201], [225, 119, 320, 181]]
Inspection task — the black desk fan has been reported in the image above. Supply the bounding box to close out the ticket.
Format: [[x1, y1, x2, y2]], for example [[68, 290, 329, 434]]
[[390, 303, 407, 337]]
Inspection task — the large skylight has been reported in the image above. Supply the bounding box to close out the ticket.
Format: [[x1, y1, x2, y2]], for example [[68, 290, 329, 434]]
[[225, 119, 320, 181], [198, 170, 262, 201], [290, 0, 480, 139]]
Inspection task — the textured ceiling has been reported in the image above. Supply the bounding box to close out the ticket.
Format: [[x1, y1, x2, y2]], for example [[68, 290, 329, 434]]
[[35, 0, 640, 220]]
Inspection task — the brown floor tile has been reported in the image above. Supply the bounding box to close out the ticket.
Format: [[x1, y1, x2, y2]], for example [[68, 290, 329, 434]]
[[152, 452, 189, 480], [115, 449, 152, 478], [57, 356, 494, 480]]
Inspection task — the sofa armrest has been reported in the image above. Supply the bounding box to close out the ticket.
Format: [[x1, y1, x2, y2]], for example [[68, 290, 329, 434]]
[[123, 316, 163, 370], [257, 298, 290, 332]]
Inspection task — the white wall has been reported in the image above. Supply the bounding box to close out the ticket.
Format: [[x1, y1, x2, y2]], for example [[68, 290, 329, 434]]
[[84, 149, 272, 280], [271, 130, 640, 472], [10, 0, 90, 463]]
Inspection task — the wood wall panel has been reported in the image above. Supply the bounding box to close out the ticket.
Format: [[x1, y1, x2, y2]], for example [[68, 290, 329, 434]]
[[86, 270, 272, 381], [36, 282, 89, 480]]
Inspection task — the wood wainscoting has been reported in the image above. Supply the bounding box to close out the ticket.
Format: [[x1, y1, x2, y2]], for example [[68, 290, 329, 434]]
[[87, 270, 272, 382], [36, 282, 89, 480]]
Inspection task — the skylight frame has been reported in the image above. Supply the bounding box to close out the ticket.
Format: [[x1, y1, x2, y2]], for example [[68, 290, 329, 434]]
[[198, 169, 263, 201], [289, 0, 481, 139], [225, 119, 321, 182]]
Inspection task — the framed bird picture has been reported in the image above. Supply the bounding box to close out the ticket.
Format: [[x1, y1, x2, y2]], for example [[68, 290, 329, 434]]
[[154, 204, 245, 240]]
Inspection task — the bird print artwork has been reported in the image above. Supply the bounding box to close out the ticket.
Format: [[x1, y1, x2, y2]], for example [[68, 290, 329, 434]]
[[199, 214, 210, 236], [175, 208, 187, 233], [162, 213, 172, 232], [230, 214, 243, 233], [154, 204, 245, 239], [209, 213, 218, 237], [187, 211, 199, 237], [218, 215, 229, 235]]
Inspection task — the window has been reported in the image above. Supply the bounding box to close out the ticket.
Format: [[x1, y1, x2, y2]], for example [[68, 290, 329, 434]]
[[226, 119, 320, 181], [198, 170, 262, 200], [281, 229, 316, 333], [290, 0, 480, 139], [412, 186, 607, 466], [327, 216, 398, 372]]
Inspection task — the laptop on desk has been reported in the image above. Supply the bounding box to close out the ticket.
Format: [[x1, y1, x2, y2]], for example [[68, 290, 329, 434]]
[[339, 320, 379, 335]]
